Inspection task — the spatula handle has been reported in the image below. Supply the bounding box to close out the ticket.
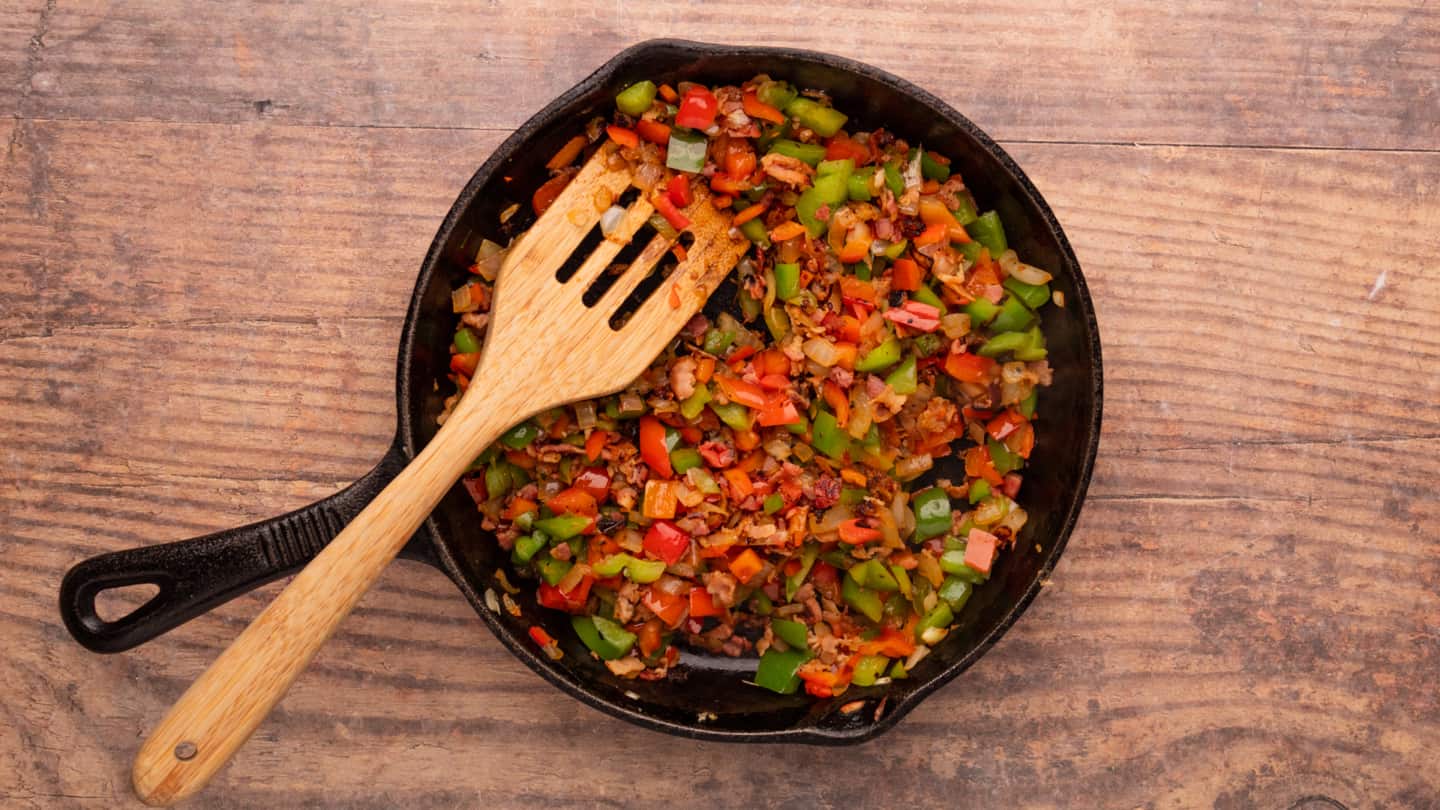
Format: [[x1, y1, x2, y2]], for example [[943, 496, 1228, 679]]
[[131, 402, 515, 806]]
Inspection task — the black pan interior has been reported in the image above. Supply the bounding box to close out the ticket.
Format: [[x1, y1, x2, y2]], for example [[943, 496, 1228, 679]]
[[396, 40, 1101, 742]]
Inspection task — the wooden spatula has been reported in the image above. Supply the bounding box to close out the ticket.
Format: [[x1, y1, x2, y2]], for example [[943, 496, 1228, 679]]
[[131, 142, 749, 805]]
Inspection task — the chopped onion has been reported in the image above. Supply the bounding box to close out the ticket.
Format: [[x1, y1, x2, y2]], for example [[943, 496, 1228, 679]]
[[905, 645, 931, 671], [451, 285, 480, 313], [575, 400, 597, 430], [877, 506, 902, 548], [893, 453, 933, 481], [998, 504, 1029, 536], [939, 313, 971, 340], [802, 337, 840, 367], [557, 563, 590, 594], [1053, 290, 1066, 308], [653, 574, 689, 596], [600, 205, 627, 237], [1001, 362, 1028, 384], [1001, 250, 1053, 284], [763, 436, 792, 460], [813, 504, 852, 536], [892, 491, 916, 539]]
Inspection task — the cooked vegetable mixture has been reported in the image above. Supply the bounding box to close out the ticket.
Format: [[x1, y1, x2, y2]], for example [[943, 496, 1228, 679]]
[[444, 75, 1058, 699]]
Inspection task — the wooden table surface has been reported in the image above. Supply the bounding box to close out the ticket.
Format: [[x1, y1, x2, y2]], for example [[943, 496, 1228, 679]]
[[3, 3, 1437, 807]]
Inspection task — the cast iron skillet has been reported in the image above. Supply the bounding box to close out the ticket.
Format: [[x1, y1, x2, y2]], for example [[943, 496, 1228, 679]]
[[59, 39, 1102, 743]]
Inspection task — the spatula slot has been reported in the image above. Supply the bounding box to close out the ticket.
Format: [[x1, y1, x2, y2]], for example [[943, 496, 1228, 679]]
[[608, 232, 695, 331], [555, 187, 641, 283], [581, 220, 656, 307]]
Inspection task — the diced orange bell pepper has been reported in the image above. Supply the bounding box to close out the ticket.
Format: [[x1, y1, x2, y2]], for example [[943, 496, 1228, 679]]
[[729, 548, 764, 584]]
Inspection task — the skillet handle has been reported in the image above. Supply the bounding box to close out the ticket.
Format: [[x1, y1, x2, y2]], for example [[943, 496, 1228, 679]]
[[58, 437, 435, 653]]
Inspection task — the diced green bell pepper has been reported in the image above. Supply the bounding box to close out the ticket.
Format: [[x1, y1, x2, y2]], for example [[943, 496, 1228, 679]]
[[757, 79, 798, 109], [750, 590, 773, 616], [855, 337, 902, 373], [840, 487, 867, 507], [710, 401, 753, 431], [940, 549, 987, 582], [989, 295, 1035, 334], [573, 615, 636, 660], [703, 329, 735, 356], [1019, 389, 1038, 419], [918, 148, 950, 182], [764, 303, 790, 342], [754, 648, 811, 694], [842, 574, 885, 623], [964, 298, 1001, 325], [938, 576, 974, 611], [1013, 325, 1048, 362], [534, 513, 590, 540], [966, 211, 1008, 256], [1003, 276, 1051, 310], [592, 553, 632, 578], [911, 284, 947, 314], [851, 654, 890, 687], [883, 239, 908, 260], [952, 196, 978, 226], [773, 262, 801, 301], [768, 138, 826, 167], [624, 557, 666, 584], [810, 410, 849, 461], [968, 479, 992, 504], [987, 437, 1022, 475], [785, 544, 819, 601], [511, 534, 546, 565], [679, 384, 712, 421], [666, 130, 708, 174], [772, 618, 810, 650], [958, 240, 986, 264], [796, 171, 850, 236], [977, 330, 1033, 358], [911, 487, 952, 541], [783, 97, 847, 137], [912, 333, 944, 357], [536, 554, 573, 586], [816, 157, 853, 178], [890, 660, 910, 679], [915, 602, 955, 644], [883, 161, 905, 197], [615, 81, 657, 116], [500, 421, 542, 449], [670, 446, 703, 473], [849, 558, 900, 592], [763, 492, 785, 514], [884, 356, 918, 395], [848, 167, 875, 201], [453, 327, 481, 354], [739, 218, 770, 247]]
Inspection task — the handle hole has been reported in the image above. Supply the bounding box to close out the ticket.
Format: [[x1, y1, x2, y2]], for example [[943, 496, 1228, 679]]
[[94, 582, 161, 623]]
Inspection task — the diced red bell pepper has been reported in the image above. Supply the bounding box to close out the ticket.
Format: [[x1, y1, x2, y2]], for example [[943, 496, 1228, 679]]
[[689, 587, 723, 618], [675, 86, 719, 130], [639, 415, 674, 478], [986, 409, 1027, 441], [460, 476, 486, 505], [537, 575, 594, 613], [754, 348, 791, 376], [667, 174, 693, 208], [756, 394, 801, 427], [450, 352, 480, 377], [531, 172, 572, 216], [698, 441, 736, 468], [545, 486, 598, 517], [824, 134, 871, 165], [572, 466, 612, 501], [643, 519, 691, 565], [642, 586, 689, 628], [652, 193, 691, 231], [837, 518, 883, 545], [857, 627, 917, 658], [715, 375, 769, 409], [584, 429, 610, 462], [944, 350, 996, 384]]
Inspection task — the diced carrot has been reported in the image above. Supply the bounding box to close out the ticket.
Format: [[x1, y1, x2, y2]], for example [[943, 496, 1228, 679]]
[[695, 356, 716, 384], [742, 91, 787, 124], [658, 83, 679, 103], [545, 135, 587, 170], [729, 549, 764, 584], [768, 221, 808, 242], [642, 480, 679, 520], [837, 239, 871, 264], [528, 626, 556, 647], [838, 276, 876, 303], [636, 118, 671, 145], [840, 468, 867, 487], [504, 497, 538, 521], [732, 201, 768, 226], [913, 222, 949, 247], [920, 179, 941, 194], [890, 258, 922, 291], [822, 381, 850, 427], [606, 125, 639, 149], [505, 450, 536, 470], [832, 342, 858, 370], [723, 468, 754, 498], [919, 199, 959, 227]]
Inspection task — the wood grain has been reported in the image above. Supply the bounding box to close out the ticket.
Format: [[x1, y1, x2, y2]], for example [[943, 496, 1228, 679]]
[[3, 2, 1439, 808], [18, 0, 1440, 150]]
